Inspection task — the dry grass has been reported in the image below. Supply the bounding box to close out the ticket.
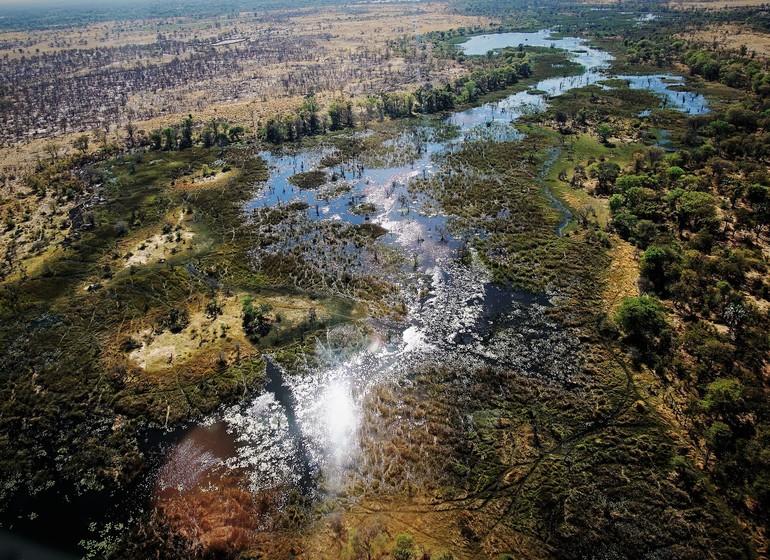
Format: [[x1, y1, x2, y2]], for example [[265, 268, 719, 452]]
[[125, 296, 248, 373], [680, 24, 770, 56], [121, 208, 197, 268], [602, 237, 640, 313], [106, 292, 253, 381], [174, 168, 239, 191]]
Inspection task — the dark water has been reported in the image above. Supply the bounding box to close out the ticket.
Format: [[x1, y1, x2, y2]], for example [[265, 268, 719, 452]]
[[0, 424, 191, 557], [263, 358, 315, 491]]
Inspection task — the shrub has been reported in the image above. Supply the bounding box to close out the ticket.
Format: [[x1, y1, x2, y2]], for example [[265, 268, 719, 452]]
[[705, 421, 733, 455], [701, 378, 744, 416], [615, 295, 670, 356], [154, 308, 189, 334], [392, 533, 416, 560], [242, 297, 272, 340]]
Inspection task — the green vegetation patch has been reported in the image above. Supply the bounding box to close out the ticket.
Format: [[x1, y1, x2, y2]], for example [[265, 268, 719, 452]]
[[288, 170, 328, 189]]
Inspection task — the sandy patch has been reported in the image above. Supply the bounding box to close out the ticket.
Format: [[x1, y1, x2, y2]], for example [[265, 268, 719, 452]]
[[128, 297, 244, 371], [175, 169, 238, 191], [114, 291, 331, 377], [122, 208, 195, 267]]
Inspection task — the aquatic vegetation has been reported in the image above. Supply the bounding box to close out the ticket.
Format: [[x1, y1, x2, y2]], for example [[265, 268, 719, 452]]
[[2, 9, 768, 559]]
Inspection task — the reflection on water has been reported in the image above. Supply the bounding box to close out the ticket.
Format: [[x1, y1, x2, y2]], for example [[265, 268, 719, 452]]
[[155, 28, 711, 533], [323, 381, 357, 460], [156, 422, 235, 497], [154, 423, 260, 555], [614, 74, 709, 115]]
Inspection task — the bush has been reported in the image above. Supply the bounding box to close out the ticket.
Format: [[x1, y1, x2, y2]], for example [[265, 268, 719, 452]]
[[705, 421, 733, 455], [153, 308, 189, 334], [392, 533, 416, 560], [701, 378, 744, 416], [751, 473, 770, 513], [113, 221, 129, 236], [615, 295, 670, 356], [640, 245, 680, 295], [242, 297, 272, 340]]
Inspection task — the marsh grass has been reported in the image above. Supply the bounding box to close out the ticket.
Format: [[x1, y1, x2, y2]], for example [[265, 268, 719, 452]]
[[0, 142, 370, 498]]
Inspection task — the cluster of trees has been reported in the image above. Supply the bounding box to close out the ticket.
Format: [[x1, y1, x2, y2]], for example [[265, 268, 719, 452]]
[[144, 116, 244, 151], [427, 43, 533, 102], [583, 106, 770, 519], [242, 297, 272, 341], [261, 48, 533, 144], [684, 48, 770, 95], [262, 94, 337, 144], [450, 49, 533, 102], [622, 35, 770, 97], [624, 37, 683, 68]]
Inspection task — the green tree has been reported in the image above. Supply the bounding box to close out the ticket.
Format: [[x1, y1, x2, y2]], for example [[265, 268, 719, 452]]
[[328, 98, 354, 130], [705, 420, 733, 456], [301, 94, 321, 135], [666, 189, 718, 234], [265, 117, 284, 144], [161, 127, 176, 151], [179, 115, 194, 149], [590, 161, 621, 194], [746, 183, 768, 204], [392, 533, 415, 560], [243, 297, 272, 340], [640, 245, 680, 294], [751, 473, 770, 513], [597, 123, 614, 143], [554, 110, 568, 131], [149, 129, 163, 150], [201, 127, 215, 147], [701, 378, 744, 417], [615, 295, 670, 356], [666, 165, 685, 184], [72, 134, 90, 155], [228, 125, 244, 143], [463, 79, 478, 103], [614, 173, 645, 194]]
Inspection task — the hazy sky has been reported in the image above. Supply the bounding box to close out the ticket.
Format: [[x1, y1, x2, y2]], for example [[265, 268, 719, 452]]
[[0, 0, 146, 6]]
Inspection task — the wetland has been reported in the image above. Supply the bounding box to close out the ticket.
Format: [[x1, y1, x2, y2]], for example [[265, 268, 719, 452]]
[[2, 3, 769, 559]]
